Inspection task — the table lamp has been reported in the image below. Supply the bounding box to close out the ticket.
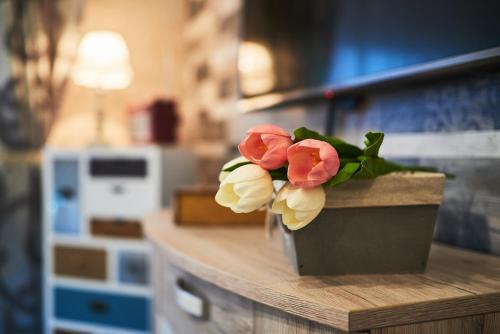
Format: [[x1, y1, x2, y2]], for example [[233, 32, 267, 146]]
[[71, 30, 133, 146]]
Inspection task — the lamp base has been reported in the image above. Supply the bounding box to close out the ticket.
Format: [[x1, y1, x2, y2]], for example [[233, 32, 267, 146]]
[[89, 89, 108, 147]]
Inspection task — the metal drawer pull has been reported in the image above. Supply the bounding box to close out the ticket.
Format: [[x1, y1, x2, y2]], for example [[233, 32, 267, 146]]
[[89, 300, 109, 314], [174, 280, 205, 318]]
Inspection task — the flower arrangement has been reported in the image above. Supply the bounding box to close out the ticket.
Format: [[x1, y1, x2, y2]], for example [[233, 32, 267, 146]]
[[215, 124, 436, 230]]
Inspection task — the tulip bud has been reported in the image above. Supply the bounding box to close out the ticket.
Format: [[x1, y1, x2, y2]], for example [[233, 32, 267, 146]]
[[215, 164, 274, 213], [238, 124, 292, 170], [272, 182, 325, 230], [287, 139, 340, 188]]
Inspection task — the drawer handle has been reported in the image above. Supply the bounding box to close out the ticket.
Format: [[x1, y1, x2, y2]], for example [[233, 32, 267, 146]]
[[111, 184, 125, 195], [174, 279, 205, 318], [89, 300, 110, 314]]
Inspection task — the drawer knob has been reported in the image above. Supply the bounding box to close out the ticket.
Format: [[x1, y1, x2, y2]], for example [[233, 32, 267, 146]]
[[175, 279, 205, 318], [89, 300, 110, 314], [112, 184, 125, 195]]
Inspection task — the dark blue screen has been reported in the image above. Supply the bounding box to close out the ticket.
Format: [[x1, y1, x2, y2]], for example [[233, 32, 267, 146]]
[[241, 0, 500, 97]]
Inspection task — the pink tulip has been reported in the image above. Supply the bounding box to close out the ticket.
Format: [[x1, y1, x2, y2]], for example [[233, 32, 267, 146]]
[[287, 139, 340, 188], [238, 124, 292, 170]]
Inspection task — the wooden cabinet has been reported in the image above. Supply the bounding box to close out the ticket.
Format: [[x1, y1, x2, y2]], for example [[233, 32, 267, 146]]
[[154, 249, 348, 334], [370, 313, 500, 334], [158, 259, 253, 333], [43, 149, 164, 334], [146, 210, 500, 334]]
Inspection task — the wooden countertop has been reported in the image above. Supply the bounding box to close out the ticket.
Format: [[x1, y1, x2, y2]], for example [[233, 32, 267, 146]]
[[144, 210, 500, 332]]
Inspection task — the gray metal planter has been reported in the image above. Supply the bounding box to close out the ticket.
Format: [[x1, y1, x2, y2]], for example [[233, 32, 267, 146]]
[[278, 172, 446, 275]]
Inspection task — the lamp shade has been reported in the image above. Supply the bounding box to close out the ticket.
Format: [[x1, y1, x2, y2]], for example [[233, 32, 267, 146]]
[[72, 31, 133, 90]]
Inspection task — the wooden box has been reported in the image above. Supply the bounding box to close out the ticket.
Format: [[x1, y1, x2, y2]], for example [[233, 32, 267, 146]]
[[174, 187, 266, 226], [54, 246, 107, 280], [278, 172, 446, 275]]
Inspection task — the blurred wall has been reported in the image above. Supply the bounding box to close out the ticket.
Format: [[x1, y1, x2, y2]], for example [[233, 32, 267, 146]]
[[47, 0, 185, 147], [0, 1, 83, 332], [333, 72, 500, 255]]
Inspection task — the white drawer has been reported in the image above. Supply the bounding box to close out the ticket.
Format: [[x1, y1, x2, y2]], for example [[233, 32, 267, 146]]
[[82, 149, 161, 218], [85, 179, 159, 217]]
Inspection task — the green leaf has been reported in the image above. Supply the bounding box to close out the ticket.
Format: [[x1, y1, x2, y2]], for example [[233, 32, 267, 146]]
[[268, 167, 289, 181], [363, 132, 384, 157], [222, 161, 252, 172], [355, 156, 403, 178], [325, 162, 361, 187], [293, 127, 363, 158], [223, 162, 289, 180], [339, 157, 359, 168]]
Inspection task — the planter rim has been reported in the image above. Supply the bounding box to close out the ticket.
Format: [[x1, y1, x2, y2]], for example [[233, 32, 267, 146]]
[[325, 171, 445, 209]]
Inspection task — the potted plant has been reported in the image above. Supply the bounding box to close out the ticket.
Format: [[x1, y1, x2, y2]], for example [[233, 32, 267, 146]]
[[215, 124, 446, 275]]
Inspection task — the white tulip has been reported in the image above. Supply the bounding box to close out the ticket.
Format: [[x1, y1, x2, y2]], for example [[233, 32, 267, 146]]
[[215, 164, 273, 213], [272, 182, 325, 230], [219, 156, 250, 182]]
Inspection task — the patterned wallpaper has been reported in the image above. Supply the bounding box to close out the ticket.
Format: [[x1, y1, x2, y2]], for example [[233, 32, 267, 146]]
[[338, 72, 500, 134], [335, 71, 500, 255]]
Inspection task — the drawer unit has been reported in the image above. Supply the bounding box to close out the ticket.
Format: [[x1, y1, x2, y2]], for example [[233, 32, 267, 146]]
[[158, 260, 253, 334], [44, 148, 197, 334], [153, 257, 338, 334], [54, 287, 150, 331], [54, 246, 106, 280]]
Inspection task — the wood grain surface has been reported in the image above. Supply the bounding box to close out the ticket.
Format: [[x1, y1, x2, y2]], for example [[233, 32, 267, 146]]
[[153, 244, 363, 333], [159, 258, 254, 333], [325, 172, 445, 208], [54, 245, 106, 280], [253, 303, 355, 334], [144, 210, 500, 332], [370, 312, 499, 334]]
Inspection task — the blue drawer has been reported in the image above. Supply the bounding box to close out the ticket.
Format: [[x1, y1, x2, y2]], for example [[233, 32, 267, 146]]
[[54, 287, 150, 331], [118, 251, 150, 285], [53, 159, 80, 235]]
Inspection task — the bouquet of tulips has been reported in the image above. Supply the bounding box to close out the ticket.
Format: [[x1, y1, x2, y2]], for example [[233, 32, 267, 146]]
[[215, 124, 435, 230]]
